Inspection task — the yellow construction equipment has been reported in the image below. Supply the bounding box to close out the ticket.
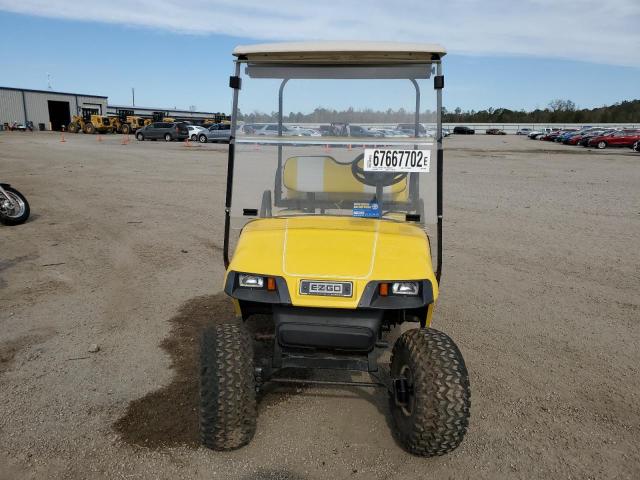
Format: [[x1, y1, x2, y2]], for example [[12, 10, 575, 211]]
[[109, 115, 147, 134], [67, 114, 113, 134]]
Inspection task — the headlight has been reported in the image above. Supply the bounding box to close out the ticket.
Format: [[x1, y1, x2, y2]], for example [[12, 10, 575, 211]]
[[238, 274, 264, 288], [391, 282, 419, 296]]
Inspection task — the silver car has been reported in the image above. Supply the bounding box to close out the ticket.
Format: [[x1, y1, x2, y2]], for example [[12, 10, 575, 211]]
[[197, 123, 232, 143]]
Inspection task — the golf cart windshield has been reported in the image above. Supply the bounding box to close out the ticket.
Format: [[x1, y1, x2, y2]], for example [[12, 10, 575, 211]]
[[229, 50, 441, 228]]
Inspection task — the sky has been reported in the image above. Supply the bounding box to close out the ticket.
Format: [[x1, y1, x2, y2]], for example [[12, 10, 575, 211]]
[[0, 0, 638, 114]]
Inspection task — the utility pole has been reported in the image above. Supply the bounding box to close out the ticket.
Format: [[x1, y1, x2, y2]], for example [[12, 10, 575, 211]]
[[132, 88, 135, 107]]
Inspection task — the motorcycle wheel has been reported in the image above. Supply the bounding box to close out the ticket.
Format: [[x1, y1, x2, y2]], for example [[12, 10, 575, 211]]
[[0, 187, 30, 226]]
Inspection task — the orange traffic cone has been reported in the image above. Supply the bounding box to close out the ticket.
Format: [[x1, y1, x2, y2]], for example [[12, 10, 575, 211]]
[[254, 143, 260, 151], [60, 132, 66, 143], [348, 144, 352, 151], [97, 134, 102, 142], [184, 137, 191, 147], [121, 134, 129, 145]]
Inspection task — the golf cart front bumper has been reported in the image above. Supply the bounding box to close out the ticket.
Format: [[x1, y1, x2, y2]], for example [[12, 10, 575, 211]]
[[225, 271, 434, 352], [273, 305, 383, 353]]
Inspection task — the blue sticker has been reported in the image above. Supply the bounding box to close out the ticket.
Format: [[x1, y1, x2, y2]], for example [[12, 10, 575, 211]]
[[353, 201, 380, 218]]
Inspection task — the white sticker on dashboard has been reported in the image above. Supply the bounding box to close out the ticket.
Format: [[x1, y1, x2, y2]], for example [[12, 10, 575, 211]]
[[364, 149, 431, 173]]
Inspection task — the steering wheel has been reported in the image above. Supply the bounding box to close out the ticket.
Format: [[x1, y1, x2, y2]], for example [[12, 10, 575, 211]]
[[350, 153, 407, 187]]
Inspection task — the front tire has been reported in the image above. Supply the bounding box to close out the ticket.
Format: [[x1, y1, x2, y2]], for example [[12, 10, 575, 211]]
[[84, 123, 96, 134], [191, 134, 197, 141], [199, 134, 208, 143], [67, 122, 78, 134], [136, 133, 144, 141], [164, 133, 172, 142], [0, 186, 30, 226], [389, 328, 471, 457], [200, 324, 257, 451], [597, 141, 607, 149], [121, 124, 130, 135]]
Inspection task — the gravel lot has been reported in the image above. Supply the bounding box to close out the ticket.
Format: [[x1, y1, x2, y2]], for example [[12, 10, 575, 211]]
[[1, 131, 638, 479]]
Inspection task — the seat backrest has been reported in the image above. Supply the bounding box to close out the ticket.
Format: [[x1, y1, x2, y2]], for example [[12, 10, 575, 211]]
[[282, 156, 407, 200]]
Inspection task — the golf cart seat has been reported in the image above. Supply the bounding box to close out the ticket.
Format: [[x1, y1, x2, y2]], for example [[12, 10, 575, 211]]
[[282, 155, 408, 201]]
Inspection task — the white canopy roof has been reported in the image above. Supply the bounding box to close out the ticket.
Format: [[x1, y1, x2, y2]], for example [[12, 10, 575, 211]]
[[233, 41, 446, 64]]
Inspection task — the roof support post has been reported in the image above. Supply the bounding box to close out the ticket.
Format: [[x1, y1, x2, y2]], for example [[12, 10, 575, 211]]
[[410, 79, 420, 138], [435, 62, 443, 282], [223, 60, 242, 268], [276, 79, 289, 205]]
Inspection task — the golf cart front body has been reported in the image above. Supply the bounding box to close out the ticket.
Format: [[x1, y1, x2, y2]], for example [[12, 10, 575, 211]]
[[225, 215, 438, 354], [200, 42, 469, 457]]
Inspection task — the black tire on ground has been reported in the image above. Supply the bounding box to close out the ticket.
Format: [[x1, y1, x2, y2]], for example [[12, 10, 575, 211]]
[[136, 133, 144, 141], [0, 186, 30, 226], [198, 134, 207, 143], [121, 124, 130, 135], [191, 134, 197, 141], [67, 122, 78, 134], [597, 141, 607, 149], [200, 323, 257, 450], [164, 133, 172, 142], [389, 328, 471, 457], [84, 123, 96, 134]]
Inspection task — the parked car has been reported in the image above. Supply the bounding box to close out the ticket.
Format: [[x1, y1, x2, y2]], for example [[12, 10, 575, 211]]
[[587, 130, 640, 149], [485, 128, 506, 135], [135, 122, 189, 141], [253, 124, 304, 136], [349, 125, 384, 137], [453, 126, 475, 134], [197, 123, 232, 143], [187, 125, 207, 141], [396, 123, 428, 136], [577, 129, 615, 146], [527, 128, 553, 139], [516, 128, 532, 135], [240, 123, 263, 134], [541, 129, 572, 141], [298, 128, 322, 137], [374, 128, 409, 137], [564, 128, 600, 145]]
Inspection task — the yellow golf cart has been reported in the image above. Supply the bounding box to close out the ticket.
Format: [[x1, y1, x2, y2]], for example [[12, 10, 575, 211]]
[[200, 42, 470, 456]]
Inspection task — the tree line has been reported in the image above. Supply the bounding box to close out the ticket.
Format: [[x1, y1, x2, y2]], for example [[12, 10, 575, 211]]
[[238, 99, 639, 124]]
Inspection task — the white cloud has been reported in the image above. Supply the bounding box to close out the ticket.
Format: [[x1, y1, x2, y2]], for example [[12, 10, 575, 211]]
[[1, 0, 638, 67]]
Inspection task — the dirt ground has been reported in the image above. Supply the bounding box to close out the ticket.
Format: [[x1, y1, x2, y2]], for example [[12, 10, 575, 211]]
[[1, 131, 638, 480]]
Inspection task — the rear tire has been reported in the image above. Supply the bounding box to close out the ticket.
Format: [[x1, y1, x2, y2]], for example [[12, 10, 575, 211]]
[[84, 123, 95, 134], [597, 141, 607, 149], [136, 133, 144, 141], [164, 133, 172, 142], [200, 323, 257, 450], [67, 122, 78, 134], [121, 124, 130, 135], [191, 134, 197, 141], [389, 328, 470, 457]]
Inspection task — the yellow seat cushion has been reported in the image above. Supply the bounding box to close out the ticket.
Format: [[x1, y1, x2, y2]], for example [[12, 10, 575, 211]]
[[283, 156, 408, 201]]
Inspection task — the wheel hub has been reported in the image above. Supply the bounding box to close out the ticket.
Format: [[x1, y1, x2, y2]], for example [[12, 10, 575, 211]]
[[393, 365, 415, 416]]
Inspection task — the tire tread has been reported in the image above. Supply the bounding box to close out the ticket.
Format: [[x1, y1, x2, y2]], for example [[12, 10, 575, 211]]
[[200, 323, 256, 450], [390, 328, 471, 456]]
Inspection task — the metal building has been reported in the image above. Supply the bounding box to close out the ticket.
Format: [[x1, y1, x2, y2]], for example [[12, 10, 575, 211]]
[[0, 86, 108, 131]]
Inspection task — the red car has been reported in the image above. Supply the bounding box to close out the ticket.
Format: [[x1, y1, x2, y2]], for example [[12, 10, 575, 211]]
[[587, 130, 640, 149], [566, 134, 584, 145]]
